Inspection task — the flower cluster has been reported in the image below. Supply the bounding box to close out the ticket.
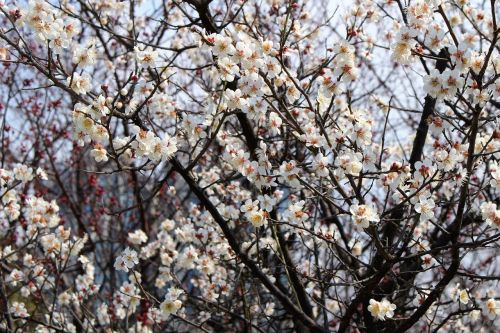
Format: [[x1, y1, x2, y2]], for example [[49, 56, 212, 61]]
[[350, 203, 380, 229], [368, 298, 397, 321]]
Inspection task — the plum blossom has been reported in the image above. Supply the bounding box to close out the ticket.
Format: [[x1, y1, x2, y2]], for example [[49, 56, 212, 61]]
[[10, 302, 29, 318], [414, 198, 436, 222], [350, 204, 380, 229], [127, 229, 148, 245], [480, 202, 499, 228], [414, 159, 435, 182], [211, 34, 235, 57], [90, 144, 108, 162], [67, 72, 91, 94], [368, 299, 397, 321], [114, 248, 139, 272], [218, 57, 239, 82], [484, 298, 500, 319], [135, 46, 159, 68], [311, 153, 330, 177], [421, 254, 438, 270]]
